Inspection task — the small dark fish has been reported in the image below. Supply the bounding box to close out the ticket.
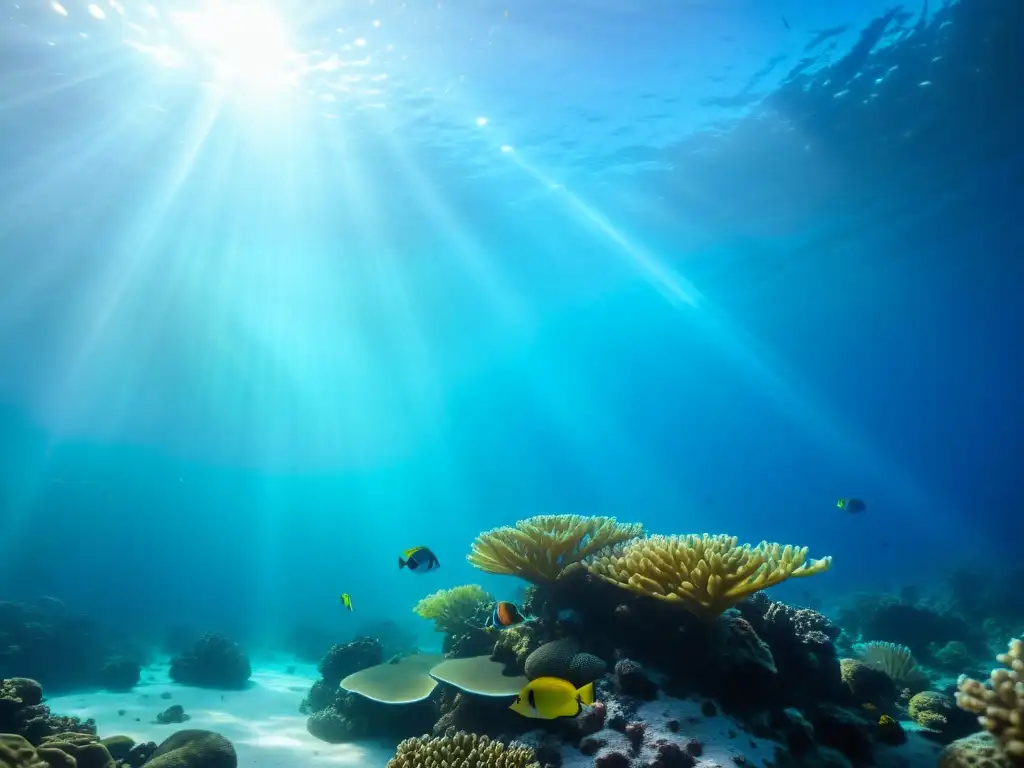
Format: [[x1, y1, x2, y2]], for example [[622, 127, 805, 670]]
[[837, 498, 866, 514], [782, 15, 791, 30], [399, 546, 440, 574], [491, 601, 527, 629]]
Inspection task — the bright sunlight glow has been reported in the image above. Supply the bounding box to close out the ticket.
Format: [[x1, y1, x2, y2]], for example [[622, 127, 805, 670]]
[[171, 3, 296, 90]]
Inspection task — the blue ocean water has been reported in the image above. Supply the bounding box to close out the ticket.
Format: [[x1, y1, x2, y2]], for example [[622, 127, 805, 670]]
[[0, 0, 1020, 663]]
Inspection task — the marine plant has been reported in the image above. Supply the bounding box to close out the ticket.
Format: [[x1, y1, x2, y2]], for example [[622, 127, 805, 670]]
[[956, 637, 1024, 762], [413, 585, 493, 635], [467, 514, 644, 584], [386, 730, 539, 768], [852, 641, 928, 687], [586, 533, 832, 620]]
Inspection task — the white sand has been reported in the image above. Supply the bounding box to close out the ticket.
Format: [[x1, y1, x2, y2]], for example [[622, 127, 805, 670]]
[[45, 660, 394, 768]]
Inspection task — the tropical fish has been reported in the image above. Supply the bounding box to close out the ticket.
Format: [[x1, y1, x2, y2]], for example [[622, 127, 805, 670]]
[[398, 546, 440, 574], [509, 676, 595, 720], [340, 593, 353, 611], [861, 702, 877, 711], [490, 601, 527, 629], [837, 498, 866, 514]]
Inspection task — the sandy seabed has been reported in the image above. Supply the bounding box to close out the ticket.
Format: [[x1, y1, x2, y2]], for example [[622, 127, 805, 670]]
[[46, 659, 394, 768]]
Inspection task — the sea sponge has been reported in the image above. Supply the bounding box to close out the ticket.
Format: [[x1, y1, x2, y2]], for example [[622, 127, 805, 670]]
[[587, 534, 831, 619], [467, 515, 644, 584], [956, 638, 1024, 762], [387, 730, 539, 768], [413, 585, 493, 635], [853, 641, 928, 687]]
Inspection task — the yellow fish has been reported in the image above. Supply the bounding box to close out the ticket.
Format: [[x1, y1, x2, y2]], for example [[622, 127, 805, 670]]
[[340, 593, 353, 611], [509, 677, 595, 720]]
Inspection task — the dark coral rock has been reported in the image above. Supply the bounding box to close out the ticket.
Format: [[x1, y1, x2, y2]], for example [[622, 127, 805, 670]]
[[576, 701, 607, 736], [299, 680, 337, 715], [433, 690, 522, 738], [98, 736, 134, 762], [625, 721, 646, 751], [738, 594, 844, 707], [169, 634, 251, 689], [125, 741, 157, 768], [147, 730, 236, 768], [876, 715, 906, 746], [653, 740, 697, 768], [613, 659, 658, 701], [684, 738, 703, 757], [595, 751, 631, 768], [156, 706, 190, 725], [931, 641, 974, 673], [317, 637, 382, 688], [809, 705, 874, 765], [99, 657, 140, 691], [580, 736, 606, 756], [306, 708, 358, 744], [700, 701, 718, 718], [839, 659, 897, 704]]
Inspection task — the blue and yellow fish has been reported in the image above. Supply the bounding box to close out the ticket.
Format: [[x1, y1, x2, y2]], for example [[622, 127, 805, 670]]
[[837, 498, 866, 514], [339, 593, 353, 611], [509, 677, 596, 720], [398, 546, 440, 574]]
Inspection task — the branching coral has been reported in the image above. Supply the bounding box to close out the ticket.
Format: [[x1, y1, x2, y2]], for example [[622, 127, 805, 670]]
[[467, 514, 644, 583], [586, 533, 831, 619], [853, 641, 927, 687], [956, 637, 1024, 761], [413, 585, 493, 634], [386, 730, 539, 768]]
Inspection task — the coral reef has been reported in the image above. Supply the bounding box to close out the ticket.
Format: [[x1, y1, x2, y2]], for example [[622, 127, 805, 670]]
[[168, 635, 251, 690], [467, 515, 644, 584], [387, 730, 539, 768], [587, 534, 831, 619], [955, 637, 1024, 762], [0, 679, 96, 745]]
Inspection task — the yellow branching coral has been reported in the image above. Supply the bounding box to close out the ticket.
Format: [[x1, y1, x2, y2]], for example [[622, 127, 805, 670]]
[[587, 533, 832, 619], [413, 585, 493, 634], [956, 638, 1024, 762], [467, 514, 644, 583], [387, 730, 539, 768]]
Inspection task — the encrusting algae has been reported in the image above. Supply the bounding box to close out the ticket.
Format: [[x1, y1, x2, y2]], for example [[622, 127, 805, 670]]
[[586, 533, 832, 619], [467, 514, 644, 583], [386, 730, 540, 768]]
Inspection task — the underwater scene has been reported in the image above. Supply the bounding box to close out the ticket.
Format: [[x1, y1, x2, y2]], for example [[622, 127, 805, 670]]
[[1, 0, 1022, 767]]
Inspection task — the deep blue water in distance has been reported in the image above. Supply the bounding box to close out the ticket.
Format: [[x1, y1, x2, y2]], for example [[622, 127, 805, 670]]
[[0, 0, 1021, 653]]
